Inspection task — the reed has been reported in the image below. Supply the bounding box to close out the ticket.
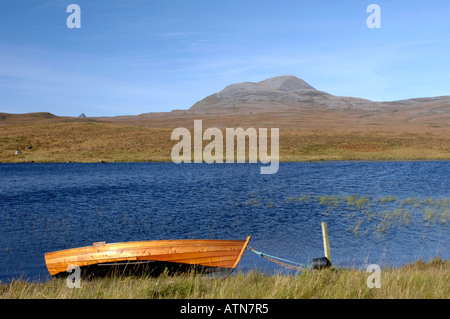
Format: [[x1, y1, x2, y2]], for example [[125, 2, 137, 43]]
[[1, 258, 448, 299], [378, 195, 397, 203], [344, 194, 360, 206], [285, 194, 449, 235], [355, 196, 370, 210], [298, 195, 311, 203]]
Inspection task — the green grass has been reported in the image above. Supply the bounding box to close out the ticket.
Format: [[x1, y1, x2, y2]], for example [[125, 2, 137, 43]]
[[1, 258, 448, 299]]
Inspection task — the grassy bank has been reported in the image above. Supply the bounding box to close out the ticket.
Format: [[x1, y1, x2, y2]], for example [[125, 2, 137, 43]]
[[1, 122, 450, 163], [1, 258, 448, 299]]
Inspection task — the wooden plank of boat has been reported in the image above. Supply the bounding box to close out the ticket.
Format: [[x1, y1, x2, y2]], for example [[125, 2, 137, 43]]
[[44, 236, 251, 277]]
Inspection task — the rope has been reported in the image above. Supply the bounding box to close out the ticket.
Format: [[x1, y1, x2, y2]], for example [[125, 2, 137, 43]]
[[247, 246, 311, 272]]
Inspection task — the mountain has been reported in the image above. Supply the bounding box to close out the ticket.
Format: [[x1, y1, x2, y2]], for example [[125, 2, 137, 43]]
[[1, 76, 448, 132], [189, 75, 450, 115], [190, 75, 374, 112]]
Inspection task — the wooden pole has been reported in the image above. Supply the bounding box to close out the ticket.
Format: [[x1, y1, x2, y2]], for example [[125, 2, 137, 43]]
[[321, 222, 331, 262]]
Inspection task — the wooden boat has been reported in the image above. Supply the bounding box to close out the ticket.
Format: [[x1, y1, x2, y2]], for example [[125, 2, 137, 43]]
[[44, 236, 251, 278]]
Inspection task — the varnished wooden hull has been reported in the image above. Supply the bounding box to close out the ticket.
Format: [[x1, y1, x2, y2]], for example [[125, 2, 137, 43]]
[[44, 237, 250, 277]]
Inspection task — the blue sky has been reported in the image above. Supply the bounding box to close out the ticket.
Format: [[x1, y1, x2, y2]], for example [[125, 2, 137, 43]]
[[1, 0, 449, 117]]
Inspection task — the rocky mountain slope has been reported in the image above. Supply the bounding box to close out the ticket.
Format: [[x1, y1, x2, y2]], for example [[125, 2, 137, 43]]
[[190, 75, 450, 115]]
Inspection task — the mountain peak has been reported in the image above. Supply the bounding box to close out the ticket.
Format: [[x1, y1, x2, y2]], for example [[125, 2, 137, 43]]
[[190, 75, 322, 111], [258, 75, 315, 92]]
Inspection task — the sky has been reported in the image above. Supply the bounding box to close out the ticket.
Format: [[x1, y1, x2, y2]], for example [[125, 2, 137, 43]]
[[1, 0, 449, 117]]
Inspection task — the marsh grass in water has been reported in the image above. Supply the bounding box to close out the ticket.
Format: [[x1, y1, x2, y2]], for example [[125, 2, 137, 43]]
[[250, 193, 449, 236], [334, 195, 447, 235]]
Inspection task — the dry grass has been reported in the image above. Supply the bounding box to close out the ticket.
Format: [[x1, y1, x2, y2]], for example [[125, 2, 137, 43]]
[[1, 258, 448, 299], [1, 122, 449, 163], [0, 123, 173, 163]]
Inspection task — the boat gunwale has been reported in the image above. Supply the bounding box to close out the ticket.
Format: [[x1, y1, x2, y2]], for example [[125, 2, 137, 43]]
[[45, 238, 247, 257]]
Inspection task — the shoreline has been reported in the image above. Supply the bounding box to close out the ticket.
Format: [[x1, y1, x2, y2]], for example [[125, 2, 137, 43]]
[[1, 158, 450, 164]]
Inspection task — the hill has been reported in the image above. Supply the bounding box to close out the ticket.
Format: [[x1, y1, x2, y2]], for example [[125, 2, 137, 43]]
[[90, 75, 449, 133], [0, 75, 449, 163]]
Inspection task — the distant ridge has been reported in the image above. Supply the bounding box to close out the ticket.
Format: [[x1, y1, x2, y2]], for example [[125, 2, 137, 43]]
[[189, 75, 450, 114], [0, 112, 94, 125], [0, 112, 57, 123], [1, 76, 448, 132]]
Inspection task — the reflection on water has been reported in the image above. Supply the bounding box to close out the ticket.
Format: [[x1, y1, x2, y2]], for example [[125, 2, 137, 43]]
[[0, 161, 448, 282]]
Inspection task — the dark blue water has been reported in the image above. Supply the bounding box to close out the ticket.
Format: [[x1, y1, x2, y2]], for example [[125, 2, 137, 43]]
[[0, 162, 448, 282]]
